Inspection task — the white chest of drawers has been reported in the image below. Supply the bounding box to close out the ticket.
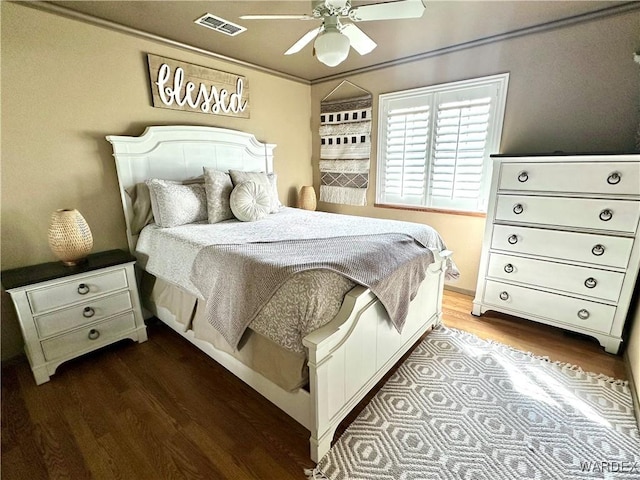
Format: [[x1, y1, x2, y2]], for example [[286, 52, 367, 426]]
[[2, 249, 148, 384], [472, 154, 640, 353]]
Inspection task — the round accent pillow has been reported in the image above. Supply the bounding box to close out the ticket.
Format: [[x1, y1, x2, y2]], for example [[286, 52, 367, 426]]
[[229, 181, 271, 222]]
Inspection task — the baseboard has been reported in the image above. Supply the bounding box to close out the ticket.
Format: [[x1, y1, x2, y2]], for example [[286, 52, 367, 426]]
[[444, 284, 475, 297], [624, 350, 640, 429]]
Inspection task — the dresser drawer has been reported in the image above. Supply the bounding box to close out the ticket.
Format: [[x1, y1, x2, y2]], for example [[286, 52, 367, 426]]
[[495, 195, 640, 233], [27, 268, 129, 314], [483, 280, 616, 334], [487, 253, 625, 302], [491, 225, 634, 268], [35, 291, 133, 338], [41, 311, 136, 361], [499, 161, 640, 195]]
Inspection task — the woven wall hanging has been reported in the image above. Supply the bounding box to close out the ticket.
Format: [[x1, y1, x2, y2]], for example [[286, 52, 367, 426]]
[[319, 81, 372, 206]]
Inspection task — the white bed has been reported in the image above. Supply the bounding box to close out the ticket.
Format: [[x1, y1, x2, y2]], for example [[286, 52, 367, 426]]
[[107, 125, 453, 462]]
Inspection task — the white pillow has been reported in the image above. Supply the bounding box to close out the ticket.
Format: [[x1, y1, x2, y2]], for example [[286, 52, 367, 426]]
[[145, 178, 207, 228], [229, 182, 271, 222], [229, 170, 280, 213]]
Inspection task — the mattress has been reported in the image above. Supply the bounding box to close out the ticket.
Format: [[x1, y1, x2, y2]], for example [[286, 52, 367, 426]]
[[135, 208, 456, 354]]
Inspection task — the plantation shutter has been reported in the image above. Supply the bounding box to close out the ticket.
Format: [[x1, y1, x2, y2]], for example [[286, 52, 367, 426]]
[[428, 84, 497, 211], [376, 74, 508, 212], [380, 97, 431, 206]]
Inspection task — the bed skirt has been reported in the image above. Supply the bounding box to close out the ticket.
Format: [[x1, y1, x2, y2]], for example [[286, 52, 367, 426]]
[[141, 273, 309, 391]]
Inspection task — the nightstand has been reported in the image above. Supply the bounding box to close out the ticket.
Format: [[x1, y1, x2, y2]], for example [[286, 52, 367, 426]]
[[2, 249, 147, 384]]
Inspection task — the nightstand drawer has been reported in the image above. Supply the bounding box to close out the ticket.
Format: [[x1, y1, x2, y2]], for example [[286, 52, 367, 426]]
[[495, 195, 640, 233], [499, 161, 640, 195], [41, 311, 136, 361], [487, 253, 625, 302], [491, 225, 634, 268], [484, 280, 616, 334], [35, 291, 133, 338], [27, 268, 129, 314]]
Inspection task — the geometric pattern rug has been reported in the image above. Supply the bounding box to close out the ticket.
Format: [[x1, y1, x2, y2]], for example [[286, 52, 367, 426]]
[[308, 326, 640, 479]]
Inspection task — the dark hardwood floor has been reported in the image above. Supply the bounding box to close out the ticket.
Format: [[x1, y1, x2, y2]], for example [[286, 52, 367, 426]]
[[1, 290, 628, 479]]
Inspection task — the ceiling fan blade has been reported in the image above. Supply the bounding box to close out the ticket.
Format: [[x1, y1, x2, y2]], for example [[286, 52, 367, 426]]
[[340, 24, 377, 55], [285, 27, 323, 55], [240, 14, 316, 20], [349, 0, 426, 22]]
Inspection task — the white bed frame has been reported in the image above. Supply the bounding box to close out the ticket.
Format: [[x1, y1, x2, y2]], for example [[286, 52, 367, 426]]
[[107, 125, 451, 462]]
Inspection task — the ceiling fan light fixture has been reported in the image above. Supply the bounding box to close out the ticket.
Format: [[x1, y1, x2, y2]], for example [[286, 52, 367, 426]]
[[325, 0, 349, 10], [314, 28, 350, 67]]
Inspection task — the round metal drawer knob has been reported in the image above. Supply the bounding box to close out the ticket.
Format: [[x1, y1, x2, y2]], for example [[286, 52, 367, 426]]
[[88, 329, 100, 340], [599, 209, 613, 222], [592, 244, 605, 256], [607, 172, 621, 185], [577, 309, 590, 320], [504, 264, 514, 274], [508, 234, 518, 245], [513, 203, 524, 215], [499, 291, 509, 301], [82, 306, 95, 318], [518, 171, 529, 183], [584, 277, 597, 289], [77, 283, 90, 295]]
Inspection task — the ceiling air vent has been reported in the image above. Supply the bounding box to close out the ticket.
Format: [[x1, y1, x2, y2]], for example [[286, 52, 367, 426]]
[[194, 13, 246, 36]]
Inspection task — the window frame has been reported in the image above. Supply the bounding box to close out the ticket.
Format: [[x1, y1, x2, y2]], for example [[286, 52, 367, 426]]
[[375, 73, 509, 213]]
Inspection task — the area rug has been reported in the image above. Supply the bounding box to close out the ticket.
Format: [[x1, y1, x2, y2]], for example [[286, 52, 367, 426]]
[[307, 326, 640, 479]]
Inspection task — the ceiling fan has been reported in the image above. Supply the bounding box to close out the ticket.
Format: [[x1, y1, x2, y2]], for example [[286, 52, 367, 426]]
[[240, 0, 426, 67]]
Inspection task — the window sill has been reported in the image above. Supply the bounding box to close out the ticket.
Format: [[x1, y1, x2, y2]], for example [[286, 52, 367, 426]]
[[374, 203, 487, 218]]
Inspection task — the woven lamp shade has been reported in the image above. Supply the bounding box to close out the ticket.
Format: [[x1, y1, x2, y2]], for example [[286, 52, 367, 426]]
[[48, 209, 93, 266], [297, 186, 317, 211]]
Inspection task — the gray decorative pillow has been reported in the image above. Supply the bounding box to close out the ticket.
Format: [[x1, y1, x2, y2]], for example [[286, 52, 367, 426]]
[[229, 170, 280, 213], [203, 168, 234, 224], [229, 181, 271, 222], [125, 182, 154, 235], [145, 178, 207, 228]]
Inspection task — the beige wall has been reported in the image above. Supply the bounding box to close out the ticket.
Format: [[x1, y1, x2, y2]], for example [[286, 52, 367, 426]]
[[2, 4, 639, 366], [311, 10, 639, 294], [1, 2, 312, 359], [310, 11, 640, 386]]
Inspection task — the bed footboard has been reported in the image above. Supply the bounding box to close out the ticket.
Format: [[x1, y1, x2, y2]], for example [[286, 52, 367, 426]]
[[303, 248, 451, 462]]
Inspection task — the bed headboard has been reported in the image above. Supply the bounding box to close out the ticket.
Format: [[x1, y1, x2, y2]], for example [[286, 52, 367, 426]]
[[107, 125, 276, 252]]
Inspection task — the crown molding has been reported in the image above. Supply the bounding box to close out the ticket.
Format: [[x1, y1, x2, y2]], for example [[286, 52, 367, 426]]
[[310, 1, 640, 84], [18, 1, 311, 85], [15, 1, 640, 86]]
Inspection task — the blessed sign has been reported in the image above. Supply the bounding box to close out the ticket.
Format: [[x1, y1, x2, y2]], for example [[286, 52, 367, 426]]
[[147, 54, 250, 118]]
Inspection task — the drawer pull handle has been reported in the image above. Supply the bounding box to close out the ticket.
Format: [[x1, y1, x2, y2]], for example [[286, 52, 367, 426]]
[[577, 309, 590, 320], [584, 277, 597, 289], [504, 264, 514, 274], [607, 172, 621, 185], [517, 171, 529, 183], [82, 307, 95, 318], [499, 291, 509, 301], [77, 283, 90, 295], [508, 234, 518, 245], [599, 209, 613, 222], [513, 203, 524, 215], [592, 244, 605, 256], [88, 329, 100, 340]]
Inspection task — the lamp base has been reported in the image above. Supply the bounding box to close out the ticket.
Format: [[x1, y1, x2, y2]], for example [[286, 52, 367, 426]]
[[61, 258, 88, 267]]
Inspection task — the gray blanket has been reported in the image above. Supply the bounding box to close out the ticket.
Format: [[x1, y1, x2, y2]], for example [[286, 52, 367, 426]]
[[190, 233, 437, 350]]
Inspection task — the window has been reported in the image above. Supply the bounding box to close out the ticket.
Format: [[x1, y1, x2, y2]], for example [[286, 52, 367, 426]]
[[376, 73, 509, 213]]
